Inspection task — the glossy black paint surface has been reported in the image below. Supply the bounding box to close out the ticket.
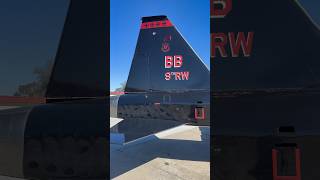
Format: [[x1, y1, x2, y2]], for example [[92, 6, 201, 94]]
[[111, 91, 209, 142], [24, 99, 108, 179], [214, 91, 320, 179], [212, 0, 320, 91], [212, 0, 320, 179], [118, 91, 209, 124], [0, 0, 109, 179], [0, 1, 69, 97], [46, 0, 108, 98], [0, 99, 109, 180], [125, 16, 210, 92]]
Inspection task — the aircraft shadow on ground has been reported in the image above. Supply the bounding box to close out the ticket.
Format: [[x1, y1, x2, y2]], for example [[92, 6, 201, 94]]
[[110, 127, 210, 179]]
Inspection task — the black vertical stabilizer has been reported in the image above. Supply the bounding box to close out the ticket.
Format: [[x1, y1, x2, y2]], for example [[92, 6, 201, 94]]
[[46, 0, 108, 98], [212, 1, 320, 179], [212, 0, 320, 91], [125, 16, 209, 92]]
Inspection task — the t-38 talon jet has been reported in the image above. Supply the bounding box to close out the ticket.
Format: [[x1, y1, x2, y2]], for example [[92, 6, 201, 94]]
[[110, 15, 210, 143], [212, 0, 320, 179], [0, 1, 108, 179]]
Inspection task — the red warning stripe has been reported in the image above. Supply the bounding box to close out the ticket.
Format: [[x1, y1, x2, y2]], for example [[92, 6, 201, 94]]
[[141, 20, 173, 29], [0, 96, 46, 105], [110, 92, 125, 95]]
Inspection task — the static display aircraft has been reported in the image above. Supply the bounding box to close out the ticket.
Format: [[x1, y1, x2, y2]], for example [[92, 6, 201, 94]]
[[212, 0, 320, 179], [110, 15, 210, 142], [0, 1, 108, 179]]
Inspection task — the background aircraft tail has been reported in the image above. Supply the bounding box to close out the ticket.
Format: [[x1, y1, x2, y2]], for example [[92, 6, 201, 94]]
[[45, 0, 108, 100], [125, 15, 209, 92]]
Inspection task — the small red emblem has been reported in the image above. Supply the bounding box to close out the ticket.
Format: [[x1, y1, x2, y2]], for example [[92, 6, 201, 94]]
[[161, 35, 172, 52], [161, 42, 170, 52]]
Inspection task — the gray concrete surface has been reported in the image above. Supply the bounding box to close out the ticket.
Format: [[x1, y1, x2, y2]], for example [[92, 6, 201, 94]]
[[110, 125, 210, 180], [110, 117, 123, 128]]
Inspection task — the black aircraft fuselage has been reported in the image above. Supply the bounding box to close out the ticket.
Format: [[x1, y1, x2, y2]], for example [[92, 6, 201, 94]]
[[111, 90, 210, 125]]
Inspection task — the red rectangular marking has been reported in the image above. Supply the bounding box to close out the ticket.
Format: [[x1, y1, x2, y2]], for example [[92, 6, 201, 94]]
[[195, 107, 205, 120], [141, 20, 173, 29], [272, 149, 301, 180], [0, 96, 46, 105]]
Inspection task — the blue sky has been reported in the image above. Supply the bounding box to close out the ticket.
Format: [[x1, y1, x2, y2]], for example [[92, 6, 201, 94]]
[[110, 0, 210, 91]]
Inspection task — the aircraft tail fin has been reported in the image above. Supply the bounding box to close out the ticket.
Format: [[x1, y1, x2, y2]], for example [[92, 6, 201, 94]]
[[212, 0, 320, 91], [45, 0, 108, 99], [125, 16, 209, 92]]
